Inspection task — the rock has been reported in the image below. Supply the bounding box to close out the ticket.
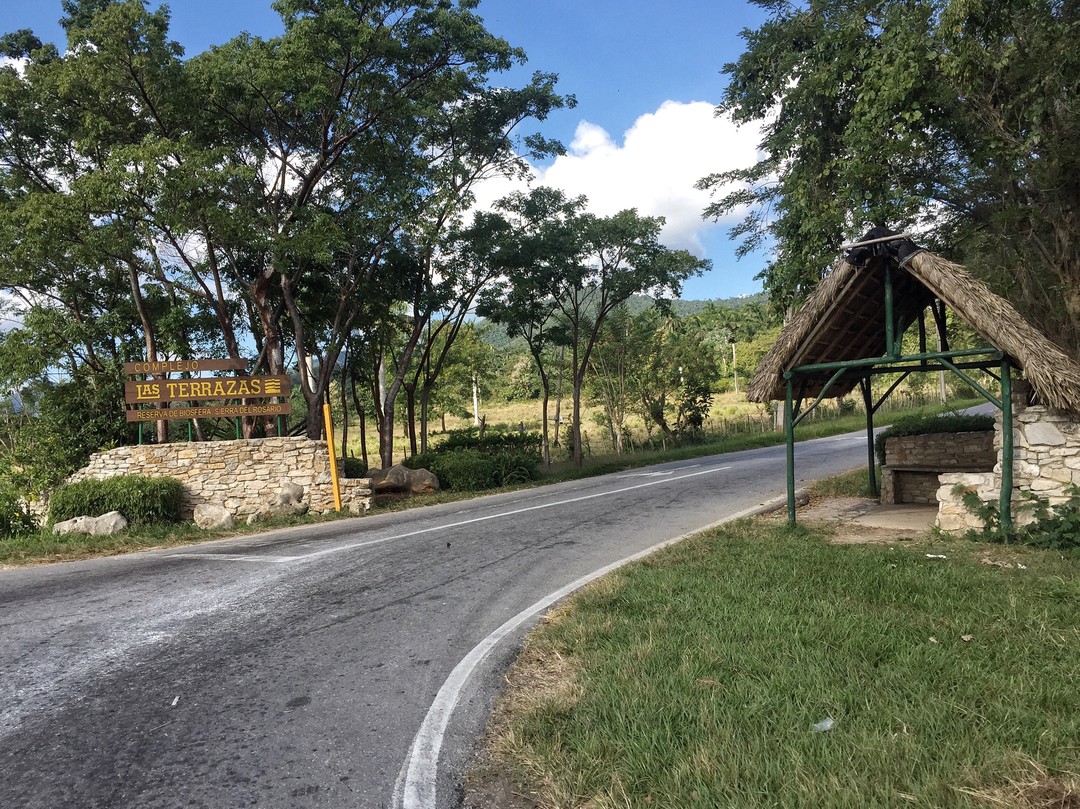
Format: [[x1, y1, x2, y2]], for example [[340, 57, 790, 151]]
[[370, 464, 439, 495], [53, 516, 97, 535], [53, 512, 128, 536], [194, 504, 235, 530], [247, 484, 309, 523], [90, 511, 128, 535], [370, 465, 409, 493], [275, 482, 305, 506], [406, 468, 440, 494]]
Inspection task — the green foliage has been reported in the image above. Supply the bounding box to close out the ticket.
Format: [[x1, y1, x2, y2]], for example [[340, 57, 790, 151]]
[[961, 485, 1080, 552], [343, 456, 368, 478], [875, 412, 994, 465], [708, 0, 1080, 352], [436, 427, 543, 456], [0, 480, 37, 538], [0, 374, 132, 494], [48, 475, 183, 527], [404, 447, 540, 491], [404, 425, 543, 490]]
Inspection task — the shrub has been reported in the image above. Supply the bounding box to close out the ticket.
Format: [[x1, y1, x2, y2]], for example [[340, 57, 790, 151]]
[[957, 484, 1080, 553], [0, 481, 38, 538], [403, 427, 543, 491], [343, 456, 368, 478], [436, 427, 543, 456], [404, 448, 540, 491], [48, 475, 184, 527], [875, 412, 994, 465]]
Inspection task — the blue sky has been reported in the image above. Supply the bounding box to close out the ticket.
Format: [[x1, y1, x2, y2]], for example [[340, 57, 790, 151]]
[[2, 0, 773, 302]]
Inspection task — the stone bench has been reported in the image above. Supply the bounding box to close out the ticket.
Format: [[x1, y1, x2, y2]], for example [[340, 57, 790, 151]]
[[880, 432, 995, 505]]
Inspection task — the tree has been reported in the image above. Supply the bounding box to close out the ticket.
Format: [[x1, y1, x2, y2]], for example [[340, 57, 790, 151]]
[[483, 187, 709, 466], [703, 0, 1080, 353], [477, 187, 584, 464]]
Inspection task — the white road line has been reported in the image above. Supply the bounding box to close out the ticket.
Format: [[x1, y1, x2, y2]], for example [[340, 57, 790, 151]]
[[392, 491, 788, 809], [281, 465, 731, 562], [163, 465, 732, 565], [167, 553, 300, 563]]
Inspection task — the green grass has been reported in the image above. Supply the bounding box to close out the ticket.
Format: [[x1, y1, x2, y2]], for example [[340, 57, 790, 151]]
[[494, 522, 1080, 808], [807, 466, 880, 499]]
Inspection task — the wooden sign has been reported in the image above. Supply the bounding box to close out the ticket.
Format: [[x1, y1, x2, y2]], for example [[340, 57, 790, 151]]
[[124, 375, 290, 404], [125, 402, 292, 423], [124, 358, 247, 375]]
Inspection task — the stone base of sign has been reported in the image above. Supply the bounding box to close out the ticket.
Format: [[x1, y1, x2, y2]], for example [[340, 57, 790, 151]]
[[68, 437, 371, 521]]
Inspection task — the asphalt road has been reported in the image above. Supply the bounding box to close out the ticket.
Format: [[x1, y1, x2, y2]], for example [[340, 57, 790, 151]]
[[1, 432, 871, 809]]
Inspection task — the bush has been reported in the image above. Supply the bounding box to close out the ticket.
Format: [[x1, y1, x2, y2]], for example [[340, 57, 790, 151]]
[[48, 475, 183, 527], [404, 448, 540, 491], [0, 482, 38, 538], [343, 456, 368, 478], [875, 412, 994, 465], [436, 427, 543, 456]]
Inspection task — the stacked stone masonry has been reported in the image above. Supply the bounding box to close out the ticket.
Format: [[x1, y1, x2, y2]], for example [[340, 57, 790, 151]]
[[69, 437, 372, 520], [880, 431, 994, 505], [936, 405, 1080, 531]]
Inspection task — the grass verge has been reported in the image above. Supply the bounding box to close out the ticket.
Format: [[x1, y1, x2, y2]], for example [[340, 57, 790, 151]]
[[475, 521, 1080, 808]]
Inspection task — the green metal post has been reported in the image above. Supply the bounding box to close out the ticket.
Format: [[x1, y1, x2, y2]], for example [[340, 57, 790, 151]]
[[138, 421, 143, 445], [1000, 359, 1014, 535], [861, 377, 878, 496], [785, 375, 796, 525], [235, 417, 241, 440]]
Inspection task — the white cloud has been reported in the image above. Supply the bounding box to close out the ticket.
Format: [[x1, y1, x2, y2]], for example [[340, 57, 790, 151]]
[[472, 100, 765, 258]]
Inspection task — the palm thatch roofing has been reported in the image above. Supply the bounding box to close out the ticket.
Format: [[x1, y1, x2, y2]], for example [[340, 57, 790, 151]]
[[748, 235, 1080, 415]]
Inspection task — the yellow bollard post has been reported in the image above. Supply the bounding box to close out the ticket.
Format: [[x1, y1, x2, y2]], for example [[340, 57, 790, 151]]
[[323, 403, 342, 512]]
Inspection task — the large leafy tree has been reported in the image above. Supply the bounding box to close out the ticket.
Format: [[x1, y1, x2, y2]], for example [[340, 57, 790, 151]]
[[703, 0, 1080, 353], [482, 187, 709, 467]]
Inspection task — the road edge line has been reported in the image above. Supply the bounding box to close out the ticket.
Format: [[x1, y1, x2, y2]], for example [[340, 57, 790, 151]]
[[392, 489, 805, 809]]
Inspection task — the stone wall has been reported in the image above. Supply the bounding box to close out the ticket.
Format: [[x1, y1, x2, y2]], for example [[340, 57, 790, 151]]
[[936, 472, 998, 532], [935, 405, 1080, 531], [880, 431, 995, 504], [69, 437, 371, 520]]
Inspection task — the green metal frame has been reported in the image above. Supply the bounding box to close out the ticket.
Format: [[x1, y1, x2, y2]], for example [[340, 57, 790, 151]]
[[783, 258, 1016, 532]]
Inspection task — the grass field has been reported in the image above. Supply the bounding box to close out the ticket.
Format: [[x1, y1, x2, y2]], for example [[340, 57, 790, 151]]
[[475, 522, 1080, 808]]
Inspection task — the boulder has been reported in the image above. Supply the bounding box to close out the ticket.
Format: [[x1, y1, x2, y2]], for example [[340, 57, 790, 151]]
[[370, 464, 439, 494], [90, 511, 128, 536], [194, 504, 235, 530], [53, 511, 128, 536], [53, 516, 96, 535], [246, 483, 309, 523], [406, 468, 440, 494], [370, 465, 409, 493], [275, 482, 305, 506]]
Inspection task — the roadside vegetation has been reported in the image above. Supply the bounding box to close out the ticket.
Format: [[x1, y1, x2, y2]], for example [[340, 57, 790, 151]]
[[471, 519, 1080, 808], [0, 397, 979, 566]]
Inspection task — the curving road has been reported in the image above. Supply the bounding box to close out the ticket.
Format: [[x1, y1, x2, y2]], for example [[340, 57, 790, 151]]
[[0, 432, 870, 809]]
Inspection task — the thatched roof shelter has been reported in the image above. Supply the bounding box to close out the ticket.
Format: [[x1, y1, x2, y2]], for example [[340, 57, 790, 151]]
[[748, 235, 1080, 415]]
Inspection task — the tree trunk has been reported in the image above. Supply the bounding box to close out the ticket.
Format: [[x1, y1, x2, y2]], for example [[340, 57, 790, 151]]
[[552, 345, 565, 447], [472, 373, 480, 426], [350, 374, 370, 470], [340, 370, 349, 461], [405, 382, 418, 457]]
